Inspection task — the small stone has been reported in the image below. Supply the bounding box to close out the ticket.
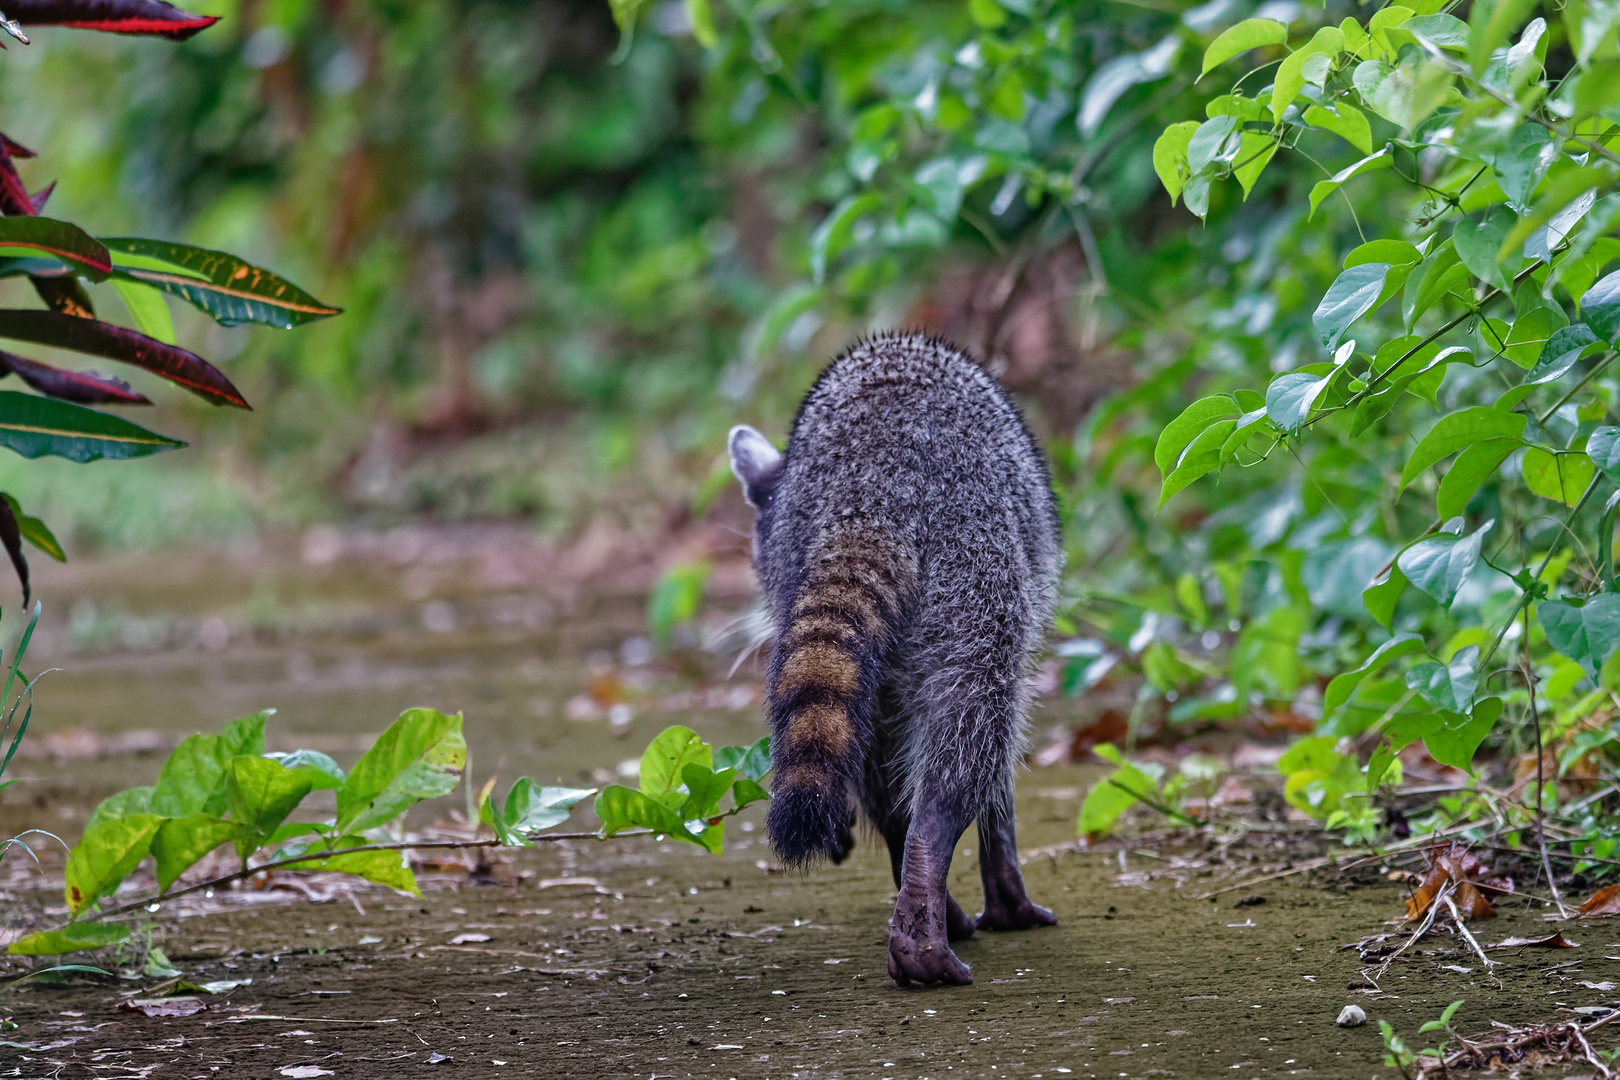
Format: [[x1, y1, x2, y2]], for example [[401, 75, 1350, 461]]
[[1337, 1005, 1367, 1028]]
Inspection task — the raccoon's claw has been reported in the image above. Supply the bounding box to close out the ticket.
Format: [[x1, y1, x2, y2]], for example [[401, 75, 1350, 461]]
[[887, 929, 973, 988], [975, 898, 1057, 933], [945, 894, 977, 942]]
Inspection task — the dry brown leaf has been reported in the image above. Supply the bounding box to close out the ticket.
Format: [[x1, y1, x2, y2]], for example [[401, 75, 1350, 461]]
[[1492, 932, 1579, 949], [1579, 884, 1620, 917], [1452, 882, 1496, 920]]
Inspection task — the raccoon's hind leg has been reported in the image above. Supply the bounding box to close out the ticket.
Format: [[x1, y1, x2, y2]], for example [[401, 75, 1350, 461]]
[[975, 784, 1057, 932], [862, 700, 975, 944], [886, 789, 976, 987]]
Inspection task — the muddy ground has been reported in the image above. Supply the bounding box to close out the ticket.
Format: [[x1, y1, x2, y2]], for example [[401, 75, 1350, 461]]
[[2, 529, 1618, 1079]]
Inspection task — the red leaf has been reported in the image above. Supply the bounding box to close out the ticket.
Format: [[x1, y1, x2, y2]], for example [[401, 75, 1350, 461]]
[[29, 182, 53, 214], [4, 0, 219, 39], [0, 310, 247, 407], [1579, 884, 1620, 917], [1, 135, 35, 159], [0, 350, 150, 405], [0, 139, 33, 217], [0, 494, 28, 608]]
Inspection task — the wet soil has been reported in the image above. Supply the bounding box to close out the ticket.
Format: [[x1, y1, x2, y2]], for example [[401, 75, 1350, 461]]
[[3, 530, 1619, 1079]]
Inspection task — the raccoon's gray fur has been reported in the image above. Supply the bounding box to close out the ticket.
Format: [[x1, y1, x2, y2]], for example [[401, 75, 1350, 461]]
[[728, 331, 1059, 987]]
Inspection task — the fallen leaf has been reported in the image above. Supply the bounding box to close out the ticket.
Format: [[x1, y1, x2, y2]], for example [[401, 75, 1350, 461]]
[[711, 1044, 744, 1050], [278, 1068, 334, 1079], [1492, 932, 1580, 949], [448, 933, 491, 945], [1103, 997, 1135, 1004], [198, 979, 252, 993], [1579, 884, 1620, 917], [1581, 980, 1618, 990], [120, 997, 206, 1017], [425, 1052, 450, 1064], [1452, 882, 1496, 920]]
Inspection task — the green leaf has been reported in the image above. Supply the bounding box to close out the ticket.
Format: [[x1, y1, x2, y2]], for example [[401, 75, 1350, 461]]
[[1522, 447, 1594, 506], [1362, 564, 1409, 630], [1423, 696, 1501, 773], [1404, 240, 1468, 328], [1231, 605, 1305, 697], [1201, 18, 1289, 76], [1437, 437, 1520, 518], [102, 239, 341, 329], [1303, 102, 1373, 155], [1154, 395, 1239, 475], [1499, 307, 1572, 369], [289, 840, 420, 895], [809, 194, 883, 284], [1469, 0, 1538, 75], [1407, 12, 1471, 47], [1366, 740, 1399, 792], [684, 0, 717, 47], [1345, 240, 1422, 268], [481, 779, 596, 845], [335, 708, 467, 836], [1151, 121, 1200, 205], [8, 922, 130, 956], [679, 762, 736, 820], [1314, 263, 1390, 349], [0, 390, 183, 463], [1583, 270, 1620, 342], [639, 725, 712, 810], [731, 776, 770, 809], [1522, 324, 1600, 387], [149, 712, 269, 818], [1453, 206, 1517, 292], [1588, 426, 1620, 483], [0, 217, 112, 280], [0, 493, 63, 562], [1077, 751, 1157, 837], [1232, 133, 1278, 199], [1540, 594, 1620, 674], [1405, 644, 1479, 711], [226, 755, 313, 855], [1397, 520, 1493, 607], [83, 786, 153, 833], [595, 784, 720, 851], [1159, 417, 1237, 504], [1078, 35, 1181, 138], [110, 279, 176, 346], [648, 560, 709, 646], [1273, 27, 1345, 122], [64, 813, 164, 916], [1491, 124, 1558, 214], [264, 749, 346, 791], [151, 813, 245, 893], [1309, 148, 1393, 220], [1400, 407, 1528, 489], [713, 737, 772, 782], [1322, 632, 1427, 716], [1265, 370, 1335, 433]]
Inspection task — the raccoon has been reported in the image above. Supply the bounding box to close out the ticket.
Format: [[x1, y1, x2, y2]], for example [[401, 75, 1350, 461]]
[[728, 332, 1060, 987]]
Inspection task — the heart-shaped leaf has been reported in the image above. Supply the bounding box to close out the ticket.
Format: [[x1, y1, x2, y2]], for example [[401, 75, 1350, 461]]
[[1314, 263, 1389, 349], [1396, 519, 1492, 607], [1540, 593, 1620, 674], [1405, 644, 1479, 712]]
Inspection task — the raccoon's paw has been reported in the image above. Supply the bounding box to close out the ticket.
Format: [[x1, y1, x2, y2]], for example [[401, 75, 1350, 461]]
[[975, 897, 1058, 933], [887, 892, 973, 988], [945, 894, 977, 942], [887, 928, 973, 988], [827, 823, 856, 865]]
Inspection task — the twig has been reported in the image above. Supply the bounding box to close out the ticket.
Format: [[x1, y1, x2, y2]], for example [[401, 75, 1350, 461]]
[[1440, 894, 1497, 973], [90, 831, 641, 922], [1522, 608, 1573, 920], [1379, 878, 1453, 978]]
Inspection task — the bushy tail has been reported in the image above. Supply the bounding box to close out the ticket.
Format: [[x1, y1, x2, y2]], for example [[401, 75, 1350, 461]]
[[766, 527, 911, 867]]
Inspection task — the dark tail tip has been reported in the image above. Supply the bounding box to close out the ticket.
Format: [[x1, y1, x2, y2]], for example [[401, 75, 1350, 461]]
[[766, 784, 855, 867]]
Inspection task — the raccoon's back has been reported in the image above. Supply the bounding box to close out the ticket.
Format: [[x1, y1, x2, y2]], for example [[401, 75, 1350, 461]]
[[758, 333, 1059, 594]]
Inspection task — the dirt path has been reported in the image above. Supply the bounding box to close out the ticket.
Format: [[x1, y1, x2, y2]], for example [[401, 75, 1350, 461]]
[[3, 535, 1619, 1078]]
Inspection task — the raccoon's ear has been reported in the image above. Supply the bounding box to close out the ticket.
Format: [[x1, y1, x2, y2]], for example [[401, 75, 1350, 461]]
[[728, 425, 784, 510]]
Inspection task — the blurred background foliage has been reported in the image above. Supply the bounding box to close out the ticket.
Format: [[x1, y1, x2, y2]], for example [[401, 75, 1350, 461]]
[[0, 0, 1318, 555]]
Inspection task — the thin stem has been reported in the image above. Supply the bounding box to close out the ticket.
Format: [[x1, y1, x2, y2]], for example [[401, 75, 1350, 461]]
[[1538, 350, 1618, 426], [1522, 603, 1571, 919], [88, 832, 639, 922]]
